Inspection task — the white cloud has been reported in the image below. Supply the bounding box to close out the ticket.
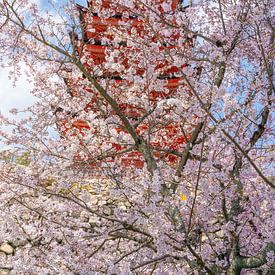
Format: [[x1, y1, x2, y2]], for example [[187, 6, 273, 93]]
[[0, 66, 36, 119]]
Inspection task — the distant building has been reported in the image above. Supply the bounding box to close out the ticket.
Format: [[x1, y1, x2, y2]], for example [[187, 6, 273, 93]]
[[60, 0, 193, 169]]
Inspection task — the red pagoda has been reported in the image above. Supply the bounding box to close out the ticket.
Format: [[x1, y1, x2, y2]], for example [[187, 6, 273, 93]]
[[59, 0, 193, 169]]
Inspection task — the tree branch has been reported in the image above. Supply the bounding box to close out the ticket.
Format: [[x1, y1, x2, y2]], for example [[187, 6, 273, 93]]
[[176, 122, 204, 177], [240, 242, 275, 269]]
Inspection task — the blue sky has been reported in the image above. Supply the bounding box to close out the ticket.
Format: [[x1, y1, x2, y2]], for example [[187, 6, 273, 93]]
[[0, 0, 86, 119], [0, 0, 80, 148]]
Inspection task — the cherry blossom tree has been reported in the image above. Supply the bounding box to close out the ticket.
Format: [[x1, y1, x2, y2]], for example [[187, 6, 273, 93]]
[[0, 0, 274, 274]]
